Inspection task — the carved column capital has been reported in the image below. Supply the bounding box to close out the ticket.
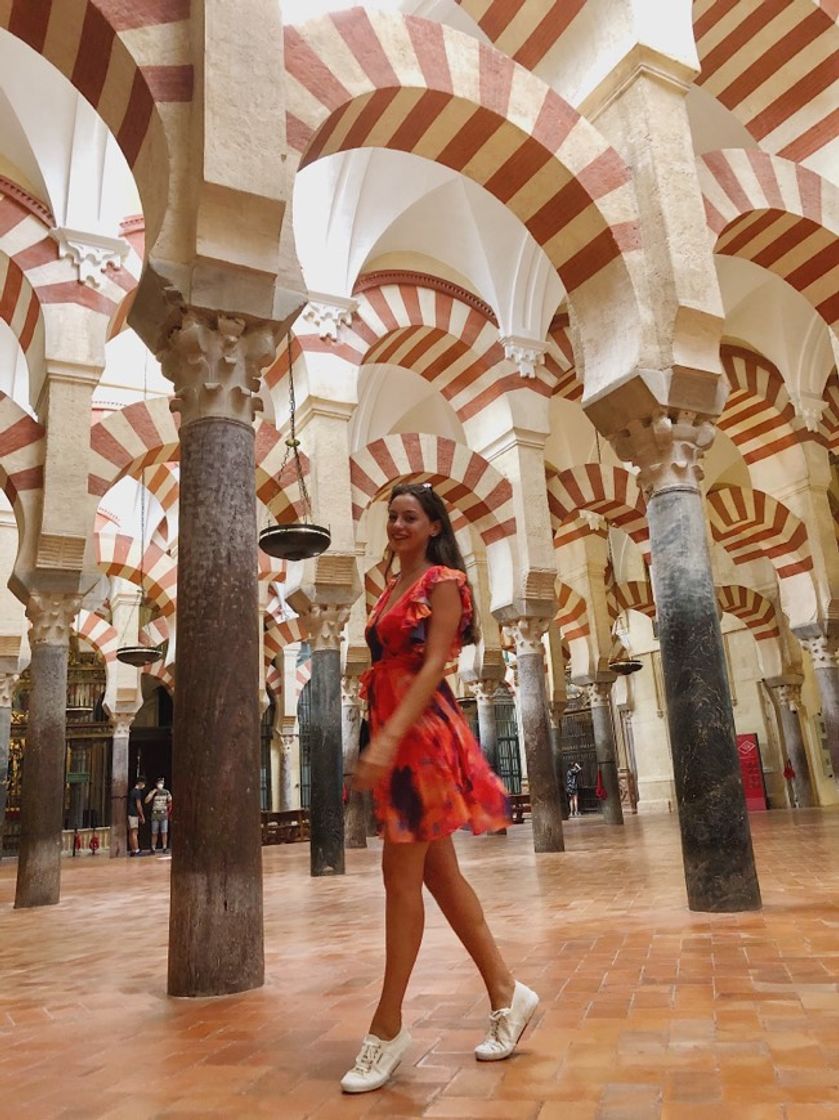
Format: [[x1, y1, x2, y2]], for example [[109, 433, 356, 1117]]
[[582, 680, 613, 709], [503, 617, 549, 656], [0, 671, 18, 708], [341, 674, 361, 707], [500, 334, 547, 379], [301, 293, 357, 341], [470, 678, 500, 704], [26, 592, 81, 647], [611, 409, 716, 497], [305, 605, 349, 652], [111, 713, 134, 738], [799, 634, 839, 670], [776, 682, 802, 712], [158, 309, 282, 427]]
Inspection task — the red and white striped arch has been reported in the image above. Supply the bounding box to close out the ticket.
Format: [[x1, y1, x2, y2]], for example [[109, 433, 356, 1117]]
[[554, 581, 590, 643], [546, 464, 649, 559], [453, 0, 586, 72], [718, 343, 802, 464], [89, 398, 309, 523], [700, 150, 839, 330], [265, 662, 282, 699], [143, 658, 175, 695], [717, 584, 781, 642], [0, 392, 45, 537], [77, 610, 119, 663], [349, 434, 515, 546], [2, 2, 193, 235], [821, 367, 839, 451], [364, 559, 389, 614], [707, 485, 813, 578], [610, 580, 657, 622], [285, 10, 640, 306], [96, 533, 177, 616], [693, 0, 838, 165], [547, 313, 582, 403]]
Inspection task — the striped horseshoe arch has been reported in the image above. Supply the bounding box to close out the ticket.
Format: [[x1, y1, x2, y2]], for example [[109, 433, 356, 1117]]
[[693, 0, 838, 165], [144, 658, 175, 695], [349, 434, 515, 546], [706, 485, 813, 579], [0, 392, 45, 539], [285, 9, 642, 384], [718, 344, 803, 465], [77, 610, 119, 664], [716, 584, 781, 643], [821, 368, 839, 451], [2, 2, 193, 238], [452, 0, 587, 72], [546, 464, 650, 559], [554, 581, 590, 643], [700, 150, 839, 331], [95, 533, 178, 617], [609, 580, 657, 623]]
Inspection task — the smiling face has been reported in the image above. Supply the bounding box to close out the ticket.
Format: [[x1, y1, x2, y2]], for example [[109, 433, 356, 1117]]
[[387, 493, 441, 564]]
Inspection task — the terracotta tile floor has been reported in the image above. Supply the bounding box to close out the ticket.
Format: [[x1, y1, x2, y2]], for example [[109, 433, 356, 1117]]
[[2, 809, 839, 1119]]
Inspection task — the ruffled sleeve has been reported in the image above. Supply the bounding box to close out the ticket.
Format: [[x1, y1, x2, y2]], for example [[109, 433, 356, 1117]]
[[402, 565, 473, 644]]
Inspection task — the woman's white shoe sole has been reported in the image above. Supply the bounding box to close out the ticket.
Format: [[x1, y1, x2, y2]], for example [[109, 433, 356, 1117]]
[[341, 1059, 401, 1094]]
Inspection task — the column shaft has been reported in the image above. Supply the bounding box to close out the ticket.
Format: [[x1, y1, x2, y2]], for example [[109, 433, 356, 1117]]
[[588, 692, 624, 826], [309, 646, 345, 874], [109, 728, 131, 857], [814, 664, 839, 780], [167, 417, 264, 996], [0, 705, 12, 856], [15, 643, 69, 908], [341, 678, 366, 850], [648, 486, 761, 911], [475, 696, 499, 773], [776, 703, 814, 807], [516, 648, 564, 852]]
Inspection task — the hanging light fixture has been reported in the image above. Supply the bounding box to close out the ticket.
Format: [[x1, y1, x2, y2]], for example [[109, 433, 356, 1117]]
[[259, 335, 331, 562], [591, 429, 644, 679], [117, 351, 163, 667]]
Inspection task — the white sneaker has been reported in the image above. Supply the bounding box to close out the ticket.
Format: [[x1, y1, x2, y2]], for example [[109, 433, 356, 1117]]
[[475, 981, 539, 1061], [340, 1028, 412, 1093]]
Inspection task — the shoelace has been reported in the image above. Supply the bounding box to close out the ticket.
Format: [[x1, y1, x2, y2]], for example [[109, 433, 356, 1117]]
[[484, 1007, 511, 1045], [353, 1040, 383, 1073]]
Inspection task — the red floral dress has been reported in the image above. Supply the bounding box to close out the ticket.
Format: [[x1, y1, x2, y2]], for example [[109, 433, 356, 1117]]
[[361, 564, 511, 844]]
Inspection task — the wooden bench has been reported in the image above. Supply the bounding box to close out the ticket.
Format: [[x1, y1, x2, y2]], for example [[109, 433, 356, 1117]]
[[509, 793, 531, 824], [261, 809, 311, 845]]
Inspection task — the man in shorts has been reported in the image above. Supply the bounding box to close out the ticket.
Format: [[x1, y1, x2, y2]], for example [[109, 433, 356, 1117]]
[[145, 777, 173, 853], [127, 776, 147, 855]]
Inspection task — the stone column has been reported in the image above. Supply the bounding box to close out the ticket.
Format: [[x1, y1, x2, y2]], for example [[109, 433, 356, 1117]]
[[548, 701, 570, 819], [0, 672, 18, 857], [798, 633, 839, 782], [582, 680, 624, 826], [306, 605, 349, 875], [341, 673, 366, 849], [15, 593, 79, 909], [769, 683, 814, 808], [615, 414, 761, 912], [109, 713, 134, 857], [505, 619, 564, 852], [278, 722, 296, 810], [160, 311, 279, 997], [471, 679, 500, 773]]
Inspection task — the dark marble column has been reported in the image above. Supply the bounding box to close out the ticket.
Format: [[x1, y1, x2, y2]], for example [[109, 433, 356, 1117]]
[[472, 679, 500, 772], [306, 607, 348, 875], [341, 674, 366, 850], [798, 634, 839, 783], [162, 312, 278, 996], [548, 701, 571, 819], [0, 673, 18, 858], [645, 479, 761, 912], [582, 681, 624, 825], [109, 714, 133, 857], [15, 594, 78, 908], [506, 618, 564, 853], [770, 684, 814, 807]]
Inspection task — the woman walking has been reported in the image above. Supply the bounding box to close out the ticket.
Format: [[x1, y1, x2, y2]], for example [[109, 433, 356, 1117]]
[[341, 482, 538, 1094]]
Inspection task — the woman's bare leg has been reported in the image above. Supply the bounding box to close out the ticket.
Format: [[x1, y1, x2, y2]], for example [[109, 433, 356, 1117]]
[[423, 836, 514, 1010], [369, 839, 430, 1040]]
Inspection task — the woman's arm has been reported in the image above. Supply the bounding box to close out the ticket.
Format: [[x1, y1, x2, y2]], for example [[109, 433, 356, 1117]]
[[353, 579, 462, 790]]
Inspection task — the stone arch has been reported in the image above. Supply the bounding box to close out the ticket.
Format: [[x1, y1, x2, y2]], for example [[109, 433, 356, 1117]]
[[821, 367, 839, 451], [718, 343, 804, 466], [349, 433, 515, 546], [285, 9, 642, 391], [1, 2, 188, 243], [0, 391, 45, 541], [546, 463, 649, 559], [95, 533, 177, 616], [554, 581, 589, 643], [144, 659, 175, 695], [77, 610, 119, 663], [706, 484, 812, 579], [610, 580, 656, 622], [699, 150, 839, 331], [716, 584, 782, 643], [693, 2, 838, 163]]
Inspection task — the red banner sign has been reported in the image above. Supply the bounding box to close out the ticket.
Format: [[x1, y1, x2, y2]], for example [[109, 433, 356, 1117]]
[[737, 733, 767, 812]]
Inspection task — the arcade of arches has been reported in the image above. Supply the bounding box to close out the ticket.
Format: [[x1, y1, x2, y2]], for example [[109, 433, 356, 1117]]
[[0, 0, 838, 1113]]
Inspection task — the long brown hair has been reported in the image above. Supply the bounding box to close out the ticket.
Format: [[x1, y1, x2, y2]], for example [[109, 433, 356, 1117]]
[[386, 482, 479, 646]]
